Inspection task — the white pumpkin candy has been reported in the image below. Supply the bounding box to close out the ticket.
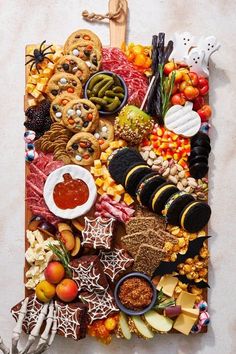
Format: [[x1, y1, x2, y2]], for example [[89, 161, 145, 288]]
[[164, 102, 201, 137]]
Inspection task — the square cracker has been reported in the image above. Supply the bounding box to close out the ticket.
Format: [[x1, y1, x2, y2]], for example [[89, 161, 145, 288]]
[[133, 243, 166, 277], [121, 229, 165, 257]]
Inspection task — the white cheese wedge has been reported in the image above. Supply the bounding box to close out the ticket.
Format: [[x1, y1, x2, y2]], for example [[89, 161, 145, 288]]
[[164, 101, 201, 137]]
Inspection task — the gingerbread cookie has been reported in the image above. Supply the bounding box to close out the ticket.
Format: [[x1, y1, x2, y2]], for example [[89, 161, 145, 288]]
[[62, 99, 99, 133], [64, 29, 102, 52], [66, 132, 101, 165], [46, 73, 82, 101], [65, 40, 102, 74], [50, 93, 77, 122], [93, 118, 114, 151], [55, 55, 90, 85]]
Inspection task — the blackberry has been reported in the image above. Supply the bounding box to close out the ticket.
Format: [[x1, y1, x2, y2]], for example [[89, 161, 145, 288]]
[[39, 99, 50, 114], [24, 100, 52, 139], [25, 106, 36, 119]]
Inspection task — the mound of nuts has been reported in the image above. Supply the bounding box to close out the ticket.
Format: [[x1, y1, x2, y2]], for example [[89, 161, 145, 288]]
[[139, 146, 208, 201]]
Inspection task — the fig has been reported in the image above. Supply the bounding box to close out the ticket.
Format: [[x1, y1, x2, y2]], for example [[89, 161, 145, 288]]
[[38, 221, 56, 238], [28, 215, 45, 231]]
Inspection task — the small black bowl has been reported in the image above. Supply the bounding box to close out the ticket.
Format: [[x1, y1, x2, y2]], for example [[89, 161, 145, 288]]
[[114, 272, 157, 316], [84, 70, 128, 116]]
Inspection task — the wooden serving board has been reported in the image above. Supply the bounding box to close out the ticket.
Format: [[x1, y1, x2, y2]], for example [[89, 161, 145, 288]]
[[24, 0, 209, 335]]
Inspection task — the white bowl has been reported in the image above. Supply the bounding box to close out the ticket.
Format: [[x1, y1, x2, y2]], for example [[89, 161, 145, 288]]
[[43, 165, 97, 219]]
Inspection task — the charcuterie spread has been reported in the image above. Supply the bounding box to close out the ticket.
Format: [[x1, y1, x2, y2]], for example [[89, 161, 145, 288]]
[[11, 24, 219, 348]]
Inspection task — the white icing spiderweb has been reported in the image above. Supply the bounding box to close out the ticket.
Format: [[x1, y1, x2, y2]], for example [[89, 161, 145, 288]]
[[82, 217, 114, 249], [69, 261, 107, 292], [99, 248, 134, 281], [55, 302, 82, 340], [80, 289, 119, 323], [11, 295, 44, 334]]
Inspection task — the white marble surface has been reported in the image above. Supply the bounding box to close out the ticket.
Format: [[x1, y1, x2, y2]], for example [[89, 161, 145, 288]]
[[0, 0, 235, 353]]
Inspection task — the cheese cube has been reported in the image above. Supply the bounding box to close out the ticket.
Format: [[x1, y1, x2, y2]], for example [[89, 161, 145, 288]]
[[36, 83, 46, 92], [113, 194, 122, 202], [90, 167, 95, 174], [100, 152, 108, 162], [110, 141, 120, 149], [26, 83, 35, 93], [43, 68, 53, 77], [31, 88, 42, 98], [119, 140, 127, 147], [123, 193, 134, 206], [95, 178, 104, 187], [115, 184, 125, 194], [97, 187, 104, 195], [93, 168, 102, 177], [94, 160, 102, 168], [27, 99, 37, 107], [107, 187, 115, 196]]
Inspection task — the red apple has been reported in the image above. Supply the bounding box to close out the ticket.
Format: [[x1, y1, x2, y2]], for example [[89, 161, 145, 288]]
[[56, 279, 78, 302], [44, 261, 65, 284]]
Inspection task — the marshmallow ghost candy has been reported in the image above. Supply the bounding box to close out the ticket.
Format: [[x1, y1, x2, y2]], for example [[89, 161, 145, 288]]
[[169, 32, 197, 62]]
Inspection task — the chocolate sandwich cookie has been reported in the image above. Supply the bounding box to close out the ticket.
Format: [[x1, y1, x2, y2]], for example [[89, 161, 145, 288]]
[[62, 98, 99, 133], [189, 155, 208, 167], [55, 55, 90, 85], [108, 147, 144, 185], [189, 163, 209, 179], [64, 29, 102, 53], [191, 131, 210, 145], [162, 191, 195, 225], [189, 146, 209, 159], [191, 132, 211, 153], [150, 182, 179, 215], [66, 132, 101, 165], [136, 172, 166, 207], [46, 73, 82, 101], [180, 201, 211, 233], [124, 164, 151, 197]]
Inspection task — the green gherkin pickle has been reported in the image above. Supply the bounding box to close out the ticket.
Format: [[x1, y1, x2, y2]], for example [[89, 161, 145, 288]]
[[114, 105, 154, 145]]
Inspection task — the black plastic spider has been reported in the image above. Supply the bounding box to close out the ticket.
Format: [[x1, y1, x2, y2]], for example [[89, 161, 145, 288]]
[[25, 40, 55, 73]]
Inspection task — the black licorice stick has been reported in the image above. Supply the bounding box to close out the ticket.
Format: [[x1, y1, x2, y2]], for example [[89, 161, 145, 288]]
[[146, 35, 159, 114], [163, 40, 174, 64]]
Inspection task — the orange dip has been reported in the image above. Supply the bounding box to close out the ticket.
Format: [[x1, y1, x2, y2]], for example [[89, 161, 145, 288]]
[[118, 277, 153, 310], [53, 173, 89, 209]]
